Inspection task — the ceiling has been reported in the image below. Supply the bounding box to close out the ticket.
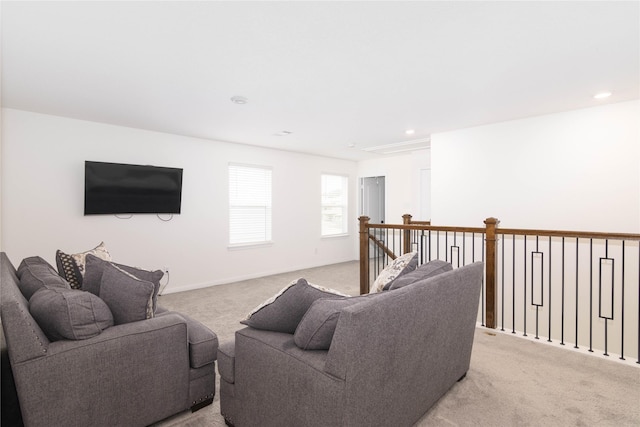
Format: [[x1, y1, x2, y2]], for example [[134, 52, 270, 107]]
[[2, 1, 638, 161]]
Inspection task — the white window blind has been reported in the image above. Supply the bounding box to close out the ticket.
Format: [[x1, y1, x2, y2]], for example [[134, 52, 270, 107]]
[[229, 164, 272, 245], [321, 174, 348, 236]]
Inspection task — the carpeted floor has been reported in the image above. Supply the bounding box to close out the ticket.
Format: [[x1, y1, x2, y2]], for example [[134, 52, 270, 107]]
[[154, 261, 640, 427]]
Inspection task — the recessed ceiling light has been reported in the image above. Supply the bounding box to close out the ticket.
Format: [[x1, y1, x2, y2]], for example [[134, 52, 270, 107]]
[[594, 91, 612, 99], [231, 95, 248, 104], [405, 129, 415, 135]]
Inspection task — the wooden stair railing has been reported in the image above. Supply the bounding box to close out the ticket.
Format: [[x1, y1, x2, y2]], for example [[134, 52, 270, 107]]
[[359, 215, 640, 337]]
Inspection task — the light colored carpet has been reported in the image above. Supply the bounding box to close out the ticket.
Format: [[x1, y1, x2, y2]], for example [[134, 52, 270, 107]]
[[154, 261, 640, 427]]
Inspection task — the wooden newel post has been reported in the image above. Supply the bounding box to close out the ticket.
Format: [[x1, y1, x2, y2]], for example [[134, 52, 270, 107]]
[[484, 217, 499, 329], [359, 216, 370, 295], [402, 214, 412, 255]]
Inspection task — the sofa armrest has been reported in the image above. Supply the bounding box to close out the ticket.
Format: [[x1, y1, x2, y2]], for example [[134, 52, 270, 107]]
[[155, 309, 218, 368], [1, 298, 50, 364], [12, 313, 192, 427]]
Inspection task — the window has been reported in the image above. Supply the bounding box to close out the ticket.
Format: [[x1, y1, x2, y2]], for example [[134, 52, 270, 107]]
[[321, 174, 348, 236], [229, 164, 272, 246]]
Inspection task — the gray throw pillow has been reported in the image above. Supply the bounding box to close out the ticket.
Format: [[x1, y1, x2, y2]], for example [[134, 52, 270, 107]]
[[17, 256, 71, 300], [294, 295, 376, 350], [99, 262, 155, 325], [388, 259, 453, 290], [29, 287, 114, 341], [17, 256, 56, 278], [240, 278, 349, 334], [83, 254, 163, 312]]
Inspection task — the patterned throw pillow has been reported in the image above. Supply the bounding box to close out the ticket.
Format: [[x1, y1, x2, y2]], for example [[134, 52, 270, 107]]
[[56, 242, 111, 289], [370, 251, 418, 293]]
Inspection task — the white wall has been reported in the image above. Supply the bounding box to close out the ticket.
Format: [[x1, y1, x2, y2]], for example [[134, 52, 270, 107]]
[[357, 149, 430, 224], [431, 100, 640, 233], [1, 109, 358, 292]]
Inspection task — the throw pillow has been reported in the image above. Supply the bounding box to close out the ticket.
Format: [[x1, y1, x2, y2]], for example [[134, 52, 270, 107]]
[[388, 259, 453, 290], [29, 287, 114, 341], [99, 262, 155, 325], [371, 251, 418, 293], [83, 254, 164, 312], [294, 296, 371, 350], [241, 278, 349, 334], [17, 256, 71, 300], [16, 256, 56, 278], [56, 242, 112, 289], [55, 250, 83, 289]]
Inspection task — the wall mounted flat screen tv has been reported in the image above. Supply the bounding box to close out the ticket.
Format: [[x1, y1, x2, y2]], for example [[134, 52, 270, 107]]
[[85, 161, 183, 215]]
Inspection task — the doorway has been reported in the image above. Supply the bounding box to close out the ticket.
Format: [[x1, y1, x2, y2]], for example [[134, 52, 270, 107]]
[[360, 176, 385, 224]]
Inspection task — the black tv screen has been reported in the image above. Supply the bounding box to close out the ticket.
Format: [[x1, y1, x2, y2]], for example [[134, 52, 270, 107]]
[[84, 161, 183, 215]]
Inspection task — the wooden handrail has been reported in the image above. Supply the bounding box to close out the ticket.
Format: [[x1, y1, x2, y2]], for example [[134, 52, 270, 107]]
[[497, 228, 640, 241], [359, 214, 640, 330], [366, 223, 485, 233], [369, 233, 397, 260]]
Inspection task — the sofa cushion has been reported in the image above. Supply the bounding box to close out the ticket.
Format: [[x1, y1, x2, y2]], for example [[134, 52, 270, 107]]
[[17, 256, 71, 300], [83, 254, 164, 313], [56, 242, 112, 289], [388, 259, 453, 290], [99, 262, 154, 325], [29, 287, 114, 341], [241, 278, 348, 334], [217, 341, 236, 384], [294, 296, 373, 350], [371, 251, 418, 293]]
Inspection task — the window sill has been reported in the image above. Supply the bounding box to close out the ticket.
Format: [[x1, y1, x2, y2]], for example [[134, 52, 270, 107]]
[[321, 233, 350, 239], [228, 241, 274, 250]]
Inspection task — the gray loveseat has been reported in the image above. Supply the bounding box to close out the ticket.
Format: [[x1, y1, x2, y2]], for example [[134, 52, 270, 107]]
[[0, 252, 218, 427], [217, 261, 483, 427]]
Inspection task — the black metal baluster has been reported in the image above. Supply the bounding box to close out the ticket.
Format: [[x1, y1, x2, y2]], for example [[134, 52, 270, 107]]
[[501, 233, 505, 332], [548, 236, 552, 342], [619, 241, 625, 361], [462, 232, 466, 266], [512, 235, 516, 334], [575, 238, 579, 349], [472, 232, 475, 262], [589, 239, 593, 353], [532, 236, 540, 340], [523, 236, 527, 337], [599, 240, 613, 357], [445, 232, 449, 263], [482, 233, 485, 327], [561, 237, 565, 346]]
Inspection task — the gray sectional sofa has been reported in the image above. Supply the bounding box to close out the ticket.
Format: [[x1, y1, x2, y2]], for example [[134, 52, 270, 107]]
[[218, 261, 484, 427], [0, 252, 218, 427]]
